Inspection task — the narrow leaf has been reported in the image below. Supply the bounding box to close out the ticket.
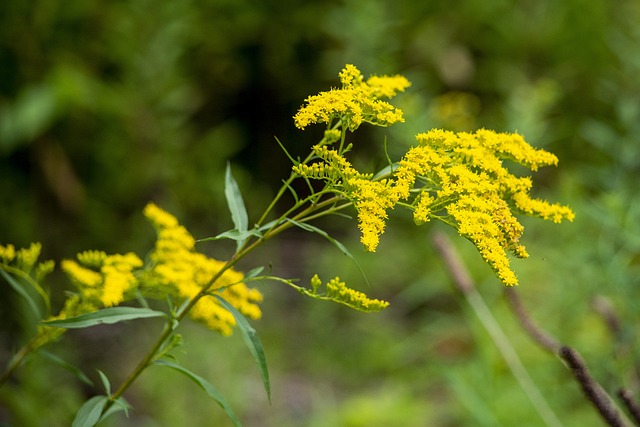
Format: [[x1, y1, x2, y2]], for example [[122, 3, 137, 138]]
[[225, 163, 249, 251], [97, 370, 111, 395], [153, 359, 242, 427], [274, 136, 296, 164], [42, 307, 168, 329], [372, 162, 399, 180], [101, 397, 131, 420], [198, 228, 261, 243], [213, 295, 270, 402], [243, 266, 264, 280], [256, 219, 282, 233], [1, 269, 43, 319], [38, 350, 93, 386], [72, 396, 108, 427], [285, 218, 369, 286]]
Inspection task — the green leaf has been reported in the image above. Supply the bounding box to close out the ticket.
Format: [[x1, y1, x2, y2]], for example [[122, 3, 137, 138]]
[[285, 218, 370, 286], [0, 269, 43, 319], [225, 163, 249, 252], [38, 350, 94, 386], [245, 266, 265, 279], [101, 397, 131, 421], [153, 359, 242, 427], [42, 307, 168, 329], [274, 136, 296, 164], [97, 370, 111, 395], [256, 218, 283, 233], [198, 228, 261, 243], [72, 396, 108, 427], [213, 295, 270, 402], [372, 162, 399, 180]]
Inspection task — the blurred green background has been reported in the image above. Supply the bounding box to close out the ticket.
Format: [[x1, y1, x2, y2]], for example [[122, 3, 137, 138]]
[[2, 0, 640, 425]]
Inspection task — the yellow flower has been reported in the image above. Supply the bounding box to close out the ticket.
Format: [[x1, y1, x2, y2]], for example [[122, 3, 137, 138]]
[[100, 253, 143, 306], [62, 260, 102, 288], [294, 64, 409, 131], [0, 244, 16, 262], [324, 276, 390, 312], [142, 203, 263, 335], [16, 243, 42, 272]]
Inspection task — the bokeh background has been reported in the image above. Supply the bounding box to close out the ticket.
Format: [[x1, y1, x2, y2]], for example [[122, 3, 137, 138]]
[[2, 0, 640, 425]]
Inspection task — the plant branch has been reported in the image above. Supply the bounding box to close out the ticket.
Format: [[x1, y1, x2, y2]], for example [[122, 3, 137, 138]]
[[560, 346, 627, 427], [432, 231, 563, 427], [618, 388, 640, 426], [504, 286, 632, 427]]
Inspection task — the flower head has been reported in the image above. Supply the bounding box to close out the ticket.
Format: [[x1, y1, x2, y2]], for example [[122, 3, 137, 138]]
[[142, 203, 262, 335], [294, 64, 410, 131]]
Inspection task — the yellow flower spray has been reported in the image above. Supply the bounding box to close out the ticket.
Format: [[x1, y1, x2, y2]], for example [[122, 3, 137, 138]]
[[0, 64, 574, 426]]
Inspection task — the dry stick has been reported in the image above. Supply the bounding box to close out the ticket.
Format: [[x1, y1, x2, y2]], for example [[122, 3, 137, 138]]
[[432, 231, 563, 427], [505, 276, 630, 427], [618, 389, 640, 426]]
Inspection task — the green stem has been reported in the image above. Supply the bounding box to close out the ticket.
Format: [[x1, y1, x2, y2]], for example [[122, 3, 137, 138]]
[[104, 185, 352, 418], [0, 337, 39, 387]]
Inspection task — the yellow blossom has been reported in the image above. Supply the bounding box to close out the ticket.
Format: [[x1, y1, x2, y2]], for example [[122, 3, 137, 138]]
[[306, 274, 389, 312], [294, 64, 409, 131], [16, 243, 42, 272], [324, 276, 390, 312], [0, 244, 16, 262], [62, 260, 102, 288], [100, 253, 143, 306], [142, 203, 263, 335]]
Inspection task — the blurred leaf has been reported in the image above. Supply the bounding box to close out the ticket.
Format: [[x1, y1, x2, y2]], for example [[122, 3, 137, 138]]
[[42, 307, 168, 329], [225, 163, 249, 252], [198, 228, 261, 243], [372, 163, 399, 181], [0, 84, 58, 152], [38, 350, 94, 386], [213, 294, 270, 402], [101, 397, 131, 421], [285, 218, 369, 286], [245, 266, 265, 279], [72, 395, 108, 427], [97, 370, 111, 395], [153, 359, 242, 427], [0, 269, 43, 319]]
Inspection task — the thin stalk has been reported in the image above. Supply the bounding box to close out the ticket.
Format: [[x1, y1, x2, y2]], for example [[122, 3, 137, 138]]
[[105, 189, 352, 416], [0, 337, 39, 387], [432, 231, 563, 427]]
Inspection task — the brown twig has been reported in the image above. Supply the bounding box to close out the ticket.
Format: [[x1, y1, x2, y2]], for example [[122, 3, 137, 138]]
[[505, 288, 561, 354], [560, 346, 627, 427], [432, 231, 631, 427], [505, 286, 633, 426], [618, 388, 640, 426], [432, 231, 562, 427]]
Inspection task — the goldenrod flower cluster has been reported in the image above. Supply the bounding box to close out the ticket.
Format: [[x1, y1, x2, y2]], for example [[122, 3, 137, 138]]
[[0, 242, 55, 283], [56, 204, 262, 335], [293, 65, 574, 286], [309, 274, 389, 312], [294, 64, 410, 131], [142, 203, 262, 335], [61, 252, 143, 309]]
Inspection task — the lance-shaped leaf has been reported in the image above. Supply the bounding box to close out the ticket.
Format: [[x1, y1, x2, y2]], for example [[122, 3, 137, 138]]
[[225, 163, 249, 252], [0, 269, 44, 319], [213, 295, 270, 402], [72, 395, 108, 427], [285, 218, 369, 286], [153, 359, 242, 427], [42, 307, 168, 329]]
